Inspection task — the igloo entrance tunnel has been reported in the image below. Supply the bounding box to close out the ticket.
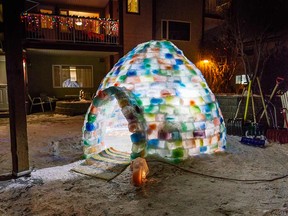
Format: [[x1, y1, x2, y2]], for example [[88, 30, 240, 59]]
[[82, 40, 226, 163]]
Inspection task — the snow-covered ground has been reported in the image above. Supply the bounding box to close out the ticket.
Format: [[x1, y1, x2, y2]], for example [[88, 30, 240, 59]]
[[1, 113, 288, 215]]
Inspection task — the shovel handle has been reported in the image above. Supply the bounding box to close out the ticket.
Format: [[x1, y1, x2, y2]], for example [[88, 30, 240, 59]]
[[259, 77, 284, 121], [257, 77, 270, 127], [269, 77, 283, 100], [244, 81, 252, 121]]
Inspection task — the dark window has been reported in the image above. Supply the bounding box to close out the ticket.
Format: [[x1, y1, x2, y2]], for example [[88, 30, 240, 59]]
[[162, 20, 190, 41]]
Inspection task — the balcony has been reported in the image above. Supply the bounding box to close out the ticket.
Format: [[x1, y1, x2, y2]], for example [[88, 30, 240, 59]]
[[21, 13, 119, 45]]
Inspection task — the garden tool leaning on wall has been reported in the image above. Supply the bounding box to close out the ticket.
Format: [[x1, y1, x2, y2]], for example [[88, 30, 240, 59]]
[[243, 78, 267, 137], [263, 77, 285, 143], [240, 80, 265, 147], [227, 80, 255, 136], [278, 89, 288, 144], [227, 85, 246, 136], [280, 91, 288, 129]]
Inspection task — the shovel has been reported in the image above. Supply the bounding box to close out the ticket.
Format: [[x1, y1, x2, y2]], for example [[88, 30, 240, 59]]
[[259, 77, 284, 122], [257, 77, 270, 127], [227, 86, 246, 136]]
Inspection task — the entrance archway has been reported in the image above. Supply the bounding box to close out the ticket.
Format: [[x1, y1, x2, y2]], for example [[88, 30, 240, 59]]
[[82, 86, 147, 160]]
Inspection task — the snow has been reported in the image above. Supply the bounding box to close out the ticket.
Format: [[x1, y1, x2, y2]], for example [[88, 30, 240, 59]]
[[1, 113, 288, 215]]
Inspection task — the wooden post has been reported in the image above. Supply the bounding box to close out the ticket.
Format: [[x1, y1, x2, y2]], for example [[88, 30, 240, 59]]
[[118, 0, 124, 56], [3, 0, 31, 177]]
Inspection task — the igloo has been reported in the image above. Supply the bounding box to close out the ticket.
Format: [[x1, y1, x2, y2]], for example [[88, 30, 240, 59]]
[[82, 40, 226, 183]]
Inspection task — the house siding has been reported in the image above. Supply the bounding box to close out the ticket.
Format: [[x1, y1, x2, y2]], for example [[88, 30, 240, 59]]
[[27, 51, 108, 99], [154, 0, 203, 62], [20, 0, 205, 100], [123, 0, 153, 55]]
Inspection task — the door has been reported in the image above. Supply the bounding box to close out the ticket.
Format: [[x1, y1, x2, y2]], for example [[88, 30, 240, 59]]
[[0, 55, 8, 111], [0, 84, 8, 111]]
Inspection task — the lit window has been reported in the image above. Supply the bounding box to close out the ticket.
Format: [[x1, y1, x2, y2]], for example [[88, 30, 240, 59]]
[[40, 9, 53, 29], [162, 20, 190, 41], [68, 11, 99, 18], [68, 11, 100, 31], [52, 65, 93, 88], [127, 0, 140, 14], [235, 74, 248, 84], [59, 10, 70, 32], [40, 9, 53, 14]]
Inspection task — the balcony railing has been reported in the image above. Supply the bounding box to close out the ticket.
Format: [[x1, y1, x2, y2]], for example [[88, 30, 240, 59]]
[[21, 13, 119, 45]]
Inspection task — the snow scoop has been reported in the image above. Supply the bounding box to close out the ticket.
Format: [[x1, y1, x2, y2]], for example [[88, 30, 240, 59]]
[[240, 136, 265, 148], [241, 87, 265, 148]]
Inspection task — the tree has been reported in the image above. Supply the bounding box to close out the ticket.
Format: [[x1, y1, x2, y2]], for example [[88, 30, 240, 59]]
[[202, 0, 288, 93], [200, 25, 238, 93], [229, 0, 288, 82]]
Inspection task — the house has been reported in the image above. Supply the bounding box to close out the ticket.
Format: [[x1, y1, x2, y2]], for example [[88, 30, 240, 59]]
[[1, 0, 206, 177], [0, 0, 205, 111]]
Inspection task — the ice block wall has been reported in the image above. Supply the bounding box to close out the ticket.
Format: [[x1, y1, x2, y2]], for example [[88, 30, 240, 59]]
[[82, 40, 226, 162]]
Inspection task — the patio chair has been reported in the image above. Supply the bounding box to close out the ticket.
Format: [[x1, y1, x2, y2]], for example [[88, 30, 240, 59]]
[[28, 94, 45, 113], [39, 93, 54, 111], [28, 94, 53, 113]]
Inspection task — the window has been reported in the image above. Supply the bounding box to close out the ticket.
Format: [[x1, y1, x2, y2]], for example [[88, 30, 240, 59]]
[[40, 9, 53, 29], [59, 10, 70, 32], [66, 10, 100, 31], [52, 65, 93, 88], [162, 20, 191, 41], [235, 74, 248, 84], [127, 0, 140, 14], [68, 11, 99, 18]]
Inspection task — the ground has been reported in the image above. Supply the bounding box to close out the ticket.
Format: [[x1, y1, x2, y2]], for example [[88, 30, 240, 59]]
[[1, 113, 288, 215]]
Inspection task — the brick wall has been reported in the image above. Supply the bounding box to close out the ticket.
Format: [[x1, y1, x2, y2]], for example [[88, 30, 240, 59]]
[[216, 94, 283, 128]]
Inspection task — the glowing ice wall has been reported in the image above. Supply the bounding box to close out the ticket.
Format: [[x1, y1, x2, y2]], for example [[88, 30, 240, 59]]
[[82, 40, 226, 162]]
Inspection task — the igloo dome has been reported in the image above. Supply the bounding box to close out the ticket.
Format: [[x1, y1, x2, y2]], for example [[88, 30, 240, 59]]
[[82, 40, 226, 162]]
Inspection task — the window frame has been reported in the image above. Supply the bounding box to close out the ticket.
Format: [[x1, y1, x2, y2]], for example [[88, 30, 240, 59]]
[[161, 19, 191, 42], [52, 64, 94, 88]]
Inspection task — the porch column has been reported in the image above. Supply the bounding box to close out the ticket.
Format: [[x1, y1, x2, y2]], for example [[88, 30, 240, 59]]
[[118, 0, 124, 56], [3, 0, 31, 177]]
